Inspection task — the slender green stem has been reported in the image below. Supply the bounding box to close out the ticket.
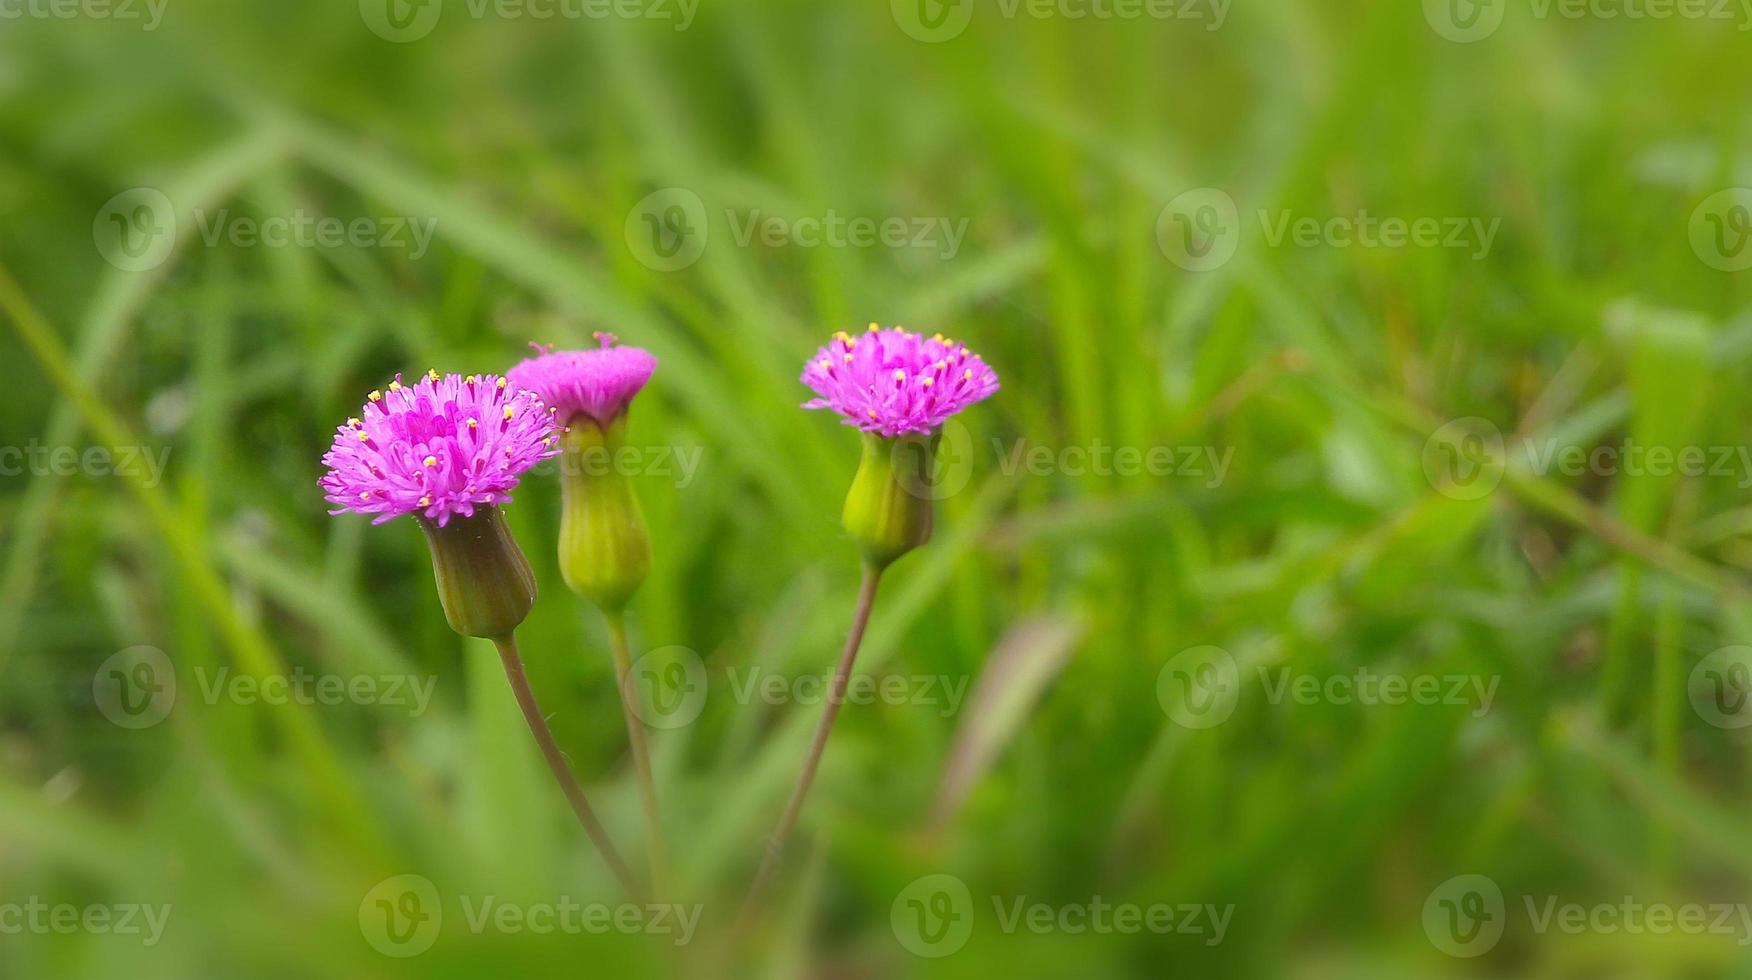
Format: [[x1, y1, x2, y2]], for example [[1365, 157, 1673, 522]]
[[605, 610, 672, 897], [740, 563, 883, 925], [492, 634, 643, 900]]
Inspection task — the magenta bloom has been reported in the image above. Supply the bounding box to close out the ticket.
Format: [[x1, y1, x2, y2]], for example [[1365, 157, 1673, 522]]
[[801, 325, 1000, 437], [507, 333, 658, 427], [321, 371, 562, 526]]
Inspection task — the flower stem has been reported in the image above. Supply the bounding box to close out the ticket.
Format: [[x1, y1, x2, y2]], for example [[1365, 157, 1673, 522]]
[[492, 633, 643, 901], [739, 563, 883, 925], [605, 609, 672, 897]]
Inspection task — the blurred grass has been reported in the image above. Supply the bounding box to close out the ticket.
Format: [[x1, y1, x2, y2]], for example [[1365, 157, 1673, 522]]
[[2, 1, 1752, 977]]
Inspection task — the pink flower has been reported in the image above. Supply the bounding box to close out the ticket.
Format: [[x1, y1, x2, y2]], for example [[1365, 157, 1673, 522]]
[[801, 325, 1000, 437], [507, 333, 659, 427], [320, 371, 562, 526]]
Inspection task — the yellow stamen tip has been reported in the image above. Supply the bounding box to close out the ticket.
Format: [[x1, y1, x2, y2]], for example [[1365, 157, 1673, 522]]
[[496, 377, 507, 389], [423, 455, 438, 467], [367, 390, 382, 402], [503, 406, 515, 420], [466, 418, 477, 428]]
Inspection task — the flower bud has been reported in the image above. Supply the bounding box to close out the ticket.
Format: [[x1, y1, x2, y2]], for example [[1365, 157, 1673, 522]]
[[557, 414, 651, 611], [843, 430, 937, 568], [418, 505, 538, 639]]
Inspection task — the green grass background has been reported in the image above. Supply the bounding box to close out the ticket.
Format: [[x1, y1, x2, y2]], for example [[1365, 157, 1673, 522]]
[[4, 0, 1752, 976]]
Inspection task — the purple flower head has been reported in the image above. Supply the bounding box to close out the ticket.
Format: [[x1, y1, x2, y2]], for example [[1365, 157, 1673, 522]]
[[801, 324, 1000, 437], [506, 333, 659, 428], [321, 370, 562, 526]]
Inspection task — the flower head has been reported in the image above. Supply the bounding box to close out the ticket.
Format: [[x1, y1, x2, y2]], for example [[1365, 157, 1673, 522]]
[[801, 324, 999, 437], [507, 333, 658, 428], [321, 371, 562, 527]]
